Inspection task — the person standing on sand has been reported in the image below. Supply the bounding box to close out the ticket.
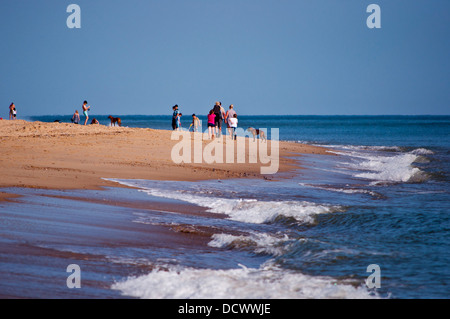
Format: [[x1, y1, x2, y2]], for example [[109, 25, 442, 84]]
[[225, 104, 237, 139], [219, 102, 226, 136], [82, 101, 90, 125], [207, 109, 216, 139], [228, 113, 238, 140], [71, 110, 80, 124], [172, 105, 179, 130], [9, 103, 15, 120], [213, 101, 224, 137], [176, 113, 182, 131], [190, 114, 200, 132]]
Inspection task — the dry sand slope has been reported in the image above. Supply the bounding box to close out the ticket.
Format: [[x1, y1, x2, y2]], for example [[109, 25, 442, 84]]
[[0, 120, 332, 191]]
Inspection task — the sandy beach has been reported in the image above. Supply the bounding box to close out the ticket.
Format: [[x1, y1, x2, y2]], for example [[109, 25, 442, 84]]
[[0, 120, 332, 192]]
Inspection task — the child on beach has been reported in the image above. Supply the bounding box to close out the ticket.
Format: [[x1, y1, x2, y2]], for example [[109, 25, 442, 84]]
[[82, 101, 90, 125], [228, 113, 238, 140], [176, 113, 182, 131], [71, 110, 80, 124], [190, 114, 200, 132], [207, 109, 216, 139]]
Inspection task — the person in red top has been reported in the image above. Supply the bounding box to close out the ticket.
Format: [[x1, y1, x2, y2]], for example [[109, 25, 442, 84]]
[[207, 109, 216, 139]]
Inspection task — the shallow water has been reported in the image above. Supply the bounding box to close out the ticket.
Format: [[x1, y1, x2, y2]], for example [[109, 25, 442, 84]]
[[108, 144, 449, 298]]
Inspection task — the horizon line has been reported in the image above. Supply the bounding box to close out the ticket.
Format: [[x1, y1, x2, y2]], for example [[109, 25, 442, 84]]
[[19, 113, 450, 117]]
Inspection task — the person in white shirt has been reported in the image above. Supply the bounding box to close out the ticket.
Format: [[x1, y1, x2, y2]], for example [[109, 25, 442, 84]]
[[228, 113, 238, 140]]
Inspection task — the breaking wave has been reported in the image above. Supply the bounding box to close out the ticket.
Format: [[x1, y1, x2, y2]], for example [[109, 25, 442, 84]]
[[108, 179, 340, 225], [112, 262, 378, 299]]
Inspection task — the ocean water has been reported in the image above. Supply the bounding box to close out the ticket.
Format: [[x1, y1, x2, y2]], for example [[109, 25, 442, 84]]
[[25, 115, 450, 298]]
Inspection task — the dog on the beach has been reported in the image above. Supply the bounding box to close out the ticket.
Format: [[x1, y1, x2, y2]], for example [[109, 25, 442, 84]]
[[108, 115, 122, 127], [247, 127, 266, 142]]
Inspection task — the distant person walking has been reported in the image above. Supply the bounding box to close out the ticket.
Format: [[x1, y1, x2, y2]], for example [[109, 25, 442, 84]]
[[228, 113, 238, 140], [213, 102, 225, 137], [9, 103, 16, 120], [71, 110, 80, 124], [172, 105, 179, 130], [82, 101, 91, 125], [225, 104, 237, 139]]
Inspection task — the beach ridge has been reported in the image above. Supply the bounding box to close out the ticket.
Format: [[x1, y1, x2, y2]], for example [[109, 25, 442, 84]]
[[0, 119, 332, 191]]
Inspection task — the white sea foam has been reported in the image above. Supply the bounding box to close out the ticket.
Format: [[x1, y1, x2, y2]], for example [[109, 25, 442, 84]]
[[108, 179, 338, 225], [298, 183, 382, 198], [153, 192, 335, 225], [410, 148, 434, 155], [351, 153, 426, 184], [111, 263, 378, 299], [320, 144, 429, 185], [208, 232, 293, 256]]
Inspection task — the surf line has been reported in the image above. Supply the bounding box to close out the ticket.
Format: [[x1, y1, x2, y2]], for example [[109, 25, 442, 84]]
[[170, 128, 280, 175]]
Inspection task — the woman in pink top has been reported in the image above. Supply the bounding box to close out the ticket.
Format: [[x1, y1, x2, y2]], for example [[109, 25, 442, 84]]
[[207, 109, 216, 139]]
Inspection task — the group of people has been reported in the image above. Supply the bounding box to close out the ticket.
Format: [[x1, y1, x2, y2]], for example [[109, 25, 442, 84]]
[[71, 101, 99, 125], [172, 104, 201, 133], [6, 100, 239, 134], [172, 102, 238, 140], [4, 101, 97, 125], [208, 102, 238, 140]]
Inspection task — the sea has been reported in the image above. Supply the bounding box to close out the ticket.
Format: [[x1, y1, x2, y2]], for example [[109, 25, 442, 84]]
[[9, 115, 450, 298]]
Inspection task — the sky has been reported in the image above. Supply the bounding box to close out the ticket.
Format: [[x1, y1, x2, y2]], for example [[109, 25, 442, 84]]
[[1, 0, 449, 116]]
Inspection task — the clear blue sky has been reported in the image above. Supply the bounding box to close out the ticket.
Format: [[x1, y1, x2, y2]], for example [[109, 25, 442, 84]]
[[1, 0, 449, 116]]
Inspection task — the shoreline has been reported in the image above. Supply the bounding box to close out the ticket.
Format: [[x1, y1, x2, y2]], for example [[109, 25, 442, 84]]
[[0, 119, 334, 193], [0, 186, 221, 299]]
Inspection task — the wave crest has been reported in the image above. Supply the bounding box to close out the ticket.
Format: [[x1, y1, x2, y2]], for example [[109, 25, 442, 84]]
[[112, 263, 379, 299]]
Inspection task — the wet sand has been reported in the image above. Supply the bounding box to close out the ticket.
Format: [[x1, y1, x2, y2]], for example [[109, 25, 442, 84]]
[[0, 187, 226, 298]]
